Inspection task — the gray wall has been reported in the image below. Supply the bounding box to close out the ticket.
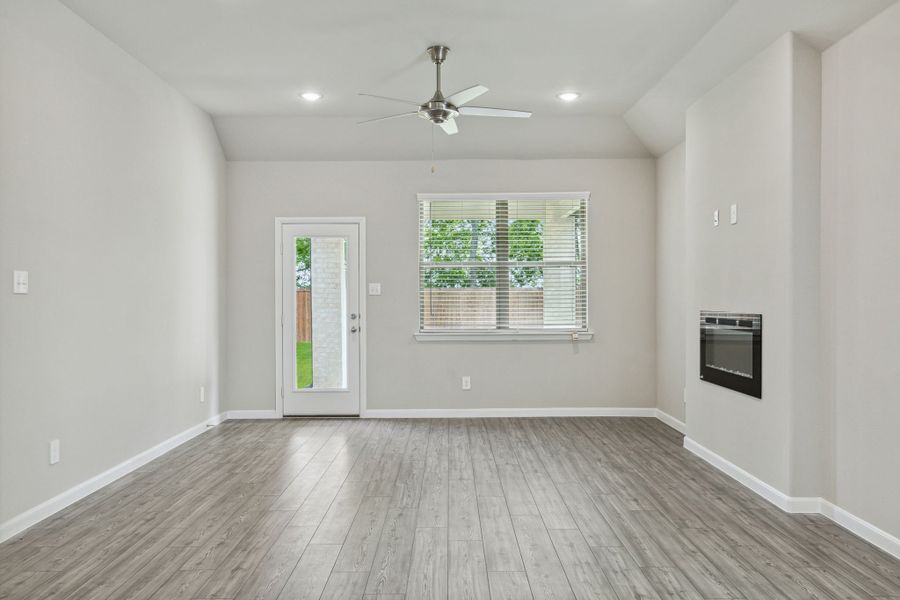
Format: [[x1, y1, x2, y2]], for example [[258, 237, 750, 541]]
[[821, 2, 900, 538], [684, 33, 823, 496], [0, 1, 226, 525], [226, 159, 657, 412], [655, 143, 686, 423], [788, 38, 826, 499], [656, 11, 900, 541]]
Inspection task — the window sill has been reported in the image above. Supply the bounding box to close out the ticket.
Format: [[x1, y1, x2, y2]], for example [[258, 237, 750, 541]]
[[414, 330, 594, 342]]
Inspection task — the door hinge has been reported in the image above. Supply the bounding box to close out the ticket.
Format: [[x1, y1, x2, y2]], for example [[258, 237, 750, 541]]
[[280, 385, 284, 398], [281, 312, 284, 327]]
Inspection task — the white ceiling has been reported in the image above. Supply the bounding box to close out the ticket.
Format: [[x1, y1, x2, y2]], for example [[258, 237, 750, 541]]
[[59, 0, 896, 159], [58, 0, 736, 116]]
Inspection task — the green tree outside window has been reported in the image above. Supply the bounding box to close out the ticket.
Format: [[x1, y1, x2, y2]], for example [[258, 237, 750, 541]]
[[421, 219, 543, 288]]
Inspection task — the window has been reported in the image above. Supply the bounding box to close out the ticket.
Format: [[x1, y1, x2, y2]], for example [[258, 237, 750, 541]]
[[417, 192, 590, 339]]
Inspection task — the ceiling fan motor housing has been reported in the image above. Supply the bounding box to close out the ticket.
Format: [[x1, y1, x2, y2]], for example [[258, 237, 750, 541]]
[[418, 100, 458, 124]]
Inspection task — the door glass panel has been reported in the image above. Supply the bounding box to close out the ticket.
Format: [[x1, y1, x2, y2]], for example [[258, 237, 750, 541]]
[[295, 237, 348, 390]]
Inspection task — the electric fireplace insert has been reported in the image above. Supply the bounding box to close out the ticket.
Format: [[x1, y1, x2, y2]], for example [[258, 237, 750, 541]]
[[699, 311, 762, 398]]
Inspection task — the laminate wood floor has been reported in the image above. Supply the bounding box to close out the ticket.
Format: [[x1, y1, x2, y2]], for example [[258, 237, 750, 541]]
[[2, 417, 899, 600]]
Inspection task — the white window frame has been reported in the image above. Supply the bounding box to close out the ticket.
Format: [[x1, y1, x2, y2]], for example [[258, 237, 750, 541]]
[[415, 192, 593, 342]]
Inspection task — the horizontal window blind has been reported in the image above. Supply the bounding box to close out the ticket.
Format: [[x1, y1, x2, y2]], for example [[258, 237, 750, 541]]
[[418, 193, 589, 333]]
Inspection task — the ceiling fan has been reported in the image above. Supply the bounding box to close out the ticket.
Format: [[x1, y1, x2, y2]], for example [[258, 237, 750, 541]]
[[358, 45, 532, 135]]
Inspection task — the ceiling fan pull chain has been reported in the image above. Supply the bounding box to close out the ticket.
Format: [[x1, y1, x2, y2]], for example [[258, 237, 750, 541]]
[[431, 123, 436, 174]]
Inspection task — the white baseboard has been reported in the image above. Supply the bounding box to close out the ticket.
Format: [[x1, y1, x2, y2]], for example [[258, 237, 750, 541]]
[[683, 437, 799, 512], [361, 407, 658, 418], [820, 500, 900, 560], [226, 410, 280, 419], [0, 412, 225, 543], [654, 409, 686, 433], [684, 436, 900, 560]]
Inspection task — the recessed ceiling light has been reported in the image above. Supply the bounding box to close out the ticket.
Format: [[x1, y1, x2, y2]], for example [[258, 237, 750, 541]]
[[557, 92, 580, 102], [299, 91, 322, 102]]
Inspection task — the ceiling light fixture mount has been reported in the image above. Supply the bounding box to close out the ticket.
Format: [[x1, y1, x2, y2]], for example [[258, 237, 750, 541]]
[[557, 92, 581, 102], [299, 91, 322, 102]]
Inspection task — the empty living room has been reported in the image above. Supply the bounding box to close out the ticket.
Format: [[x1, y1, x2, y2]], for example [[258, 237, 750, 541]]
[[2, 0, 899, 598]]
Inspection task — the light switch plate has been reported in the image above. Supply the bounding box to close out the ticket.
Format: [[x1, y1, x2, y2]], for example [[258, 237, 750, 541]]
[[13, 270, 28, 294], [713, 209, 720, 227], [49, 439, 60, 465], [730, 204, 738, 224], [461, 376, 471, 390], [368, 283, 382, 296]]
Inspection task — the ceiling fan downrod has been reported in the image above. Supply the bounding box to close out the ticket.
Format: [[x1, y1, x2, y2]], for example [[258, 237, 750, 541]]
[[427, 45, 450, 100], [421, 45, 456, 124]]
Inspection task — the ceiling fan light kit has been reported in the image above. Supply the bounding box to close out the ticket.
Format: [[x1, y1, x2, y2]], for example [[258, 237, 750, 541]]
[[358, 45, 532, 135]]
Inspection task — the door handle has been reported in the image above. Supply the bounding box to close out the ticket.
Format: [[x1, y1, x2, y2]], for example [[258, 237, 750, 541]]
[[350, 326, 359, 333]]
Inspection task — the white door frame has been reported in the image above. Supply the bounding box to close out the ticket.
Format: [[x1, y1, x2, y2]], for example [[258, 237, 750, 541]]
[[274, 217, 367, 418]]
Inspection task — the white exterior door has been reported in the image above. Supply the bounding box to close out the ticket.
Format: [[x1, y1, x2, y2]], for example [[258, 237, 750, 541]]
[[281, 222, 361, 415]]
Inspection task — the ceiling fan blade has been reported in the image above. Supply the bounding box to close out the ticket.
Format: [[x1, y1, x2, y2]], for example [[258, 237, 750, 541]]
[[445, 85, 488, 107], [357, 112, 418, 125], [458, 106, 532, 118], [358, 93, 422, 107], [438, 119, 458, 135]]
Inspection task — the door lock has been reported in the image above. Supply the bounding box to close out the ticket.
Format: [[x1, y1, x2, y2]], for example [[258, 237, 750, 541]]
[[350, 313, 358, 320]]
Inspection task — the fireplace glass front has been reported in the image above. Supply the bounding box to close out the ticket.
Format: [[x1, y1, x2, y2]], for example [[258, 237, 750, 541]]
[[700, 311, 762, 398]]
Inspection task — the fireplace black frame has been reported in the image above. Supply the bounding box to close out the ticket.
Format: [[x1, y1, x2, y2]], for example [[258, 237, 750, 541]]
[[699, 311, 762, 398]]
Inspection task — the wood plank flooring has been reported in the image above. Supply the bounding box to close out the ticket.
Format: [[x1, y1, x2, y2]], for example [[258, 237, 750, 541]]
[[1, 417, 899, 600]]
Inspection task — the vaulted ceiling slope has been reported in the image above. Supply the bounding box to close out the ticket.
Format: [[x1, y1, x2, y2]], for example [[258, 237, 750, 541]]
[[60, 0, 895, 159], [625, 0, 897, 156]]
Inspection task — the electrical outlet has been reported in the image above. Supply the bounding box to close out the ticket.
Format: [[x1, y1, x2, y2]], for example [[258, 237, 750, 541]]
[[713, 209, 720, 227], [199, 386, 205, 403], [730, 204, 738, 224], [49, 439, 60, 465], [368, 282, 382, 296], [461, 375, 471, 390]]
